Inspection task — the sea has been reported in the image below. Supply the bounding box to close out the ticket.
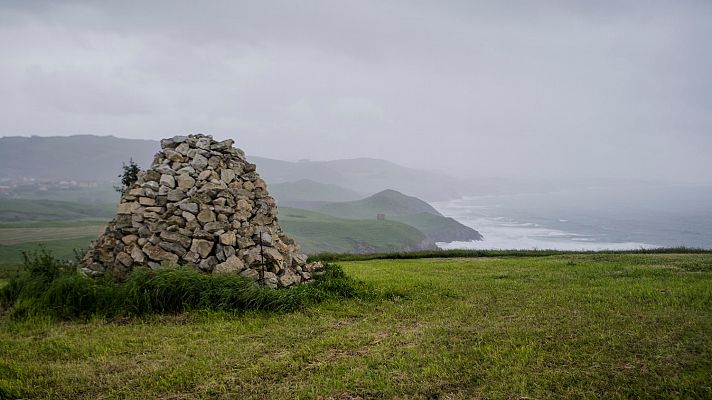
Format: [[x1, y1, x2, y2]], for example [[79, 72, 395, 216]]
[[433, 183, 712, 250]]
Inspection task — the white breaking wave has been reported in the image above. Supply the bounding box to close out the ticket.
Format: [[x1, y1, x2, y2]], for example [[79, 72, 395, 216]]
[[432, 198, 658, 251]]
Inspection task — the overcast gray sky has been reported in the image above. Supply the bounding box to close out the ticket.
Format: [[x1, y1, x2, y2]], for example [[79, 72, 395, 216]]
[[1, 0, 710, 182]]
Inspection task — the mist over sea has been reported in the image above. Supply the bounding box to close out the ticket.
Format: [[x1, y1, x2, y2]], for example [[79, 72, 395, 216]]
[[433, 183, 712, 250]]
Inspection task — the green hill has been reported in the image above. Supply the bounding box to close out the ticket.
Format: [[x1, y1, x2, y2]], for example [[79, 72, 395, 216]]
[[311, 190, 483, 243], [0, 199, 115, 222], [316, 189, 440, 218], [278, 207, 436, 254], [391, 212, 484, 243]]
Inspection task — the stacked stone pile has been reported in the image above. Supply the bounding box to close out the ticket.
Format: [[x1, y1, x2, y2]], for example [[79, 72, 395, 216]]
[[82, 134, 322, 288]]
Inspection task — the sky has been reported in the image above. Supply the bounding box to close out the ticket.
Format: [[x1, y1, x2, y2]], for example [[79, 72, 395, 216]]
[[1, 0, 711, 182]]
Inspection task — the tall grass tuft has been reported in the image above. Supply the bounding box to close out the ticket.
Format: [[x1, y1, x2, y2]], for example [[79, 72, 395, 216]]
[[0, 249, 373, 321]]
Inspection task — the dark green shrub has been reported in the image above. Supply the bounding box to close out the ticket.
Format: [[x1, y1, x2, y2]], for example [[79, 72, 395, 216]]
[[0, 250, 375, 321]]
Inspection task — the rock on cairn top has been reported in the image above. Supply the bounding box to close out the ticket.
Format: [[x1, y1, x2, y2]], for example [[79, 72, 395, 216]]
[[82, 134, 322, 288]]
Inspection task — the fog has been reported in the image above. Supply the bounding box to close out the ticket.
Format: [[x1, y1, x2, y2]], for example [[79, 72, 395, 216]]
[[1, 1, 711, 183]]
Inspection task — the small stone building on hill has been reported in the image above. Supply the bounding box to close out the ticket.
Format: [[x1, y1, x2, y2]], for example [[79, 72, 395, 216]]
[[82, 134, 322, 288]]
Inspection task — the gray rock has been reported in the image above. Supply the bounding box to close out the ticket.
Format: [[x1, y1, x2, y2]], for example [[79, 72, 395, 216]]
[[214, 255, 245, 273], [142, 243, 179, 263], [198, 256, 217, 272], [160, 174, 176, 188], [197, 209, 216, 223], [160, 231, 192, 248], [240, 268, 259, 281], [190, 238, 214, 258], [167, 189, 186, 202], [116, 252, 134, 267], [179, 202, 199, 214], [176, 174, 195, 190], [159, 241, 187, 257], [219, 231, 236, 246], [191, 154, 208, 169], [278, 269, 300, 287]]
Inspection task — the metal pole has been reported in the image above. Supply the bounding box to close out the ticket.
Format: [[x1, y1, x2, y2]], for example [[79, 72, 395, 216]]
[[259, 228, 265, 280]]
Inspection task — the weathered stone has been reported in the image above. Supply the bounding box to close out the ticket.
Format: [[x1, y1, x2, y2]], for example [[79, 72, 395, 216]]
[[130, 246, 146, 263], [117, 202, 140, 215], [167, 189, 186, 202], [219, 231, 236, 246], [262, 271, 278, 289], [160, 174, 176, 188], [160, 231, 192, 248], [198, 256, 217, 272], [142, 243, 179, 263], [190, 239, 214, 258], [278, 269, 300, 287], [121, 234, 139, 245], [175, 142, 190, 155], [116, 252, 133, 267], [240, 268, 259, 281], [179, 202, 199, 214], [138, 197, 156, 206], [176, 174, 195, 190], [159, 241, 187, 257], [182, 211, 196, 222], [191, 154, 208, 169], [197, 209, 216, 223], [220, 169, 235, 183], [214, 255, 245, 273]]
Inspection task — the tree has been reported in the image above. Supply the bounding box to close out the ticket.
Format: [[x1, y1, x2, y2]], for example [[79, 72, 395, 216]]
[[114, 159, 140, 195]]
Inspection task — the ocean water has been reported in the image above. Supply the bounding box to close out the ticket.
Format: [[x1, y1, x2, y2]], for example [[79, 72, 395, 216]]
[[432, 183, 712, 250]]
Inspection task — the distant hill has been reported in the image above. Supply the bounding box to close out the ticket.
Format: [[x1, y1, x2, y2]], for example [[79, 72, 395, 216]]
[[252, 157, 460, 201], [0, 135, 158, 181], [0, 199, 115, 222], [316, 189, 441, 218], [298, 189, 483, 243], [279, 207, 437, 254], [0, 135, 459, 201], [269, 179, 363, 203]]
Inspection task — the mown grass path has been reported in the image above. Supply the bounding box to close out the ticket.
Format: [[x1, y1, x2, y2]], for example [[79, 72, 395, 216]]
[[1, 254, 711, 399]]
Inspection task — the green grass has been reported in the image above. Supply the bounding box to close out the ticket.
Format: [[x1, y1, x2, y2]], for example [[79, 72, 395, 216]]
[[1, 253, 710, 398], [0, 251, 373, 321], [0, 237, 95, 267], [0, 199, 115, 222], [279, 207, 433, 253]]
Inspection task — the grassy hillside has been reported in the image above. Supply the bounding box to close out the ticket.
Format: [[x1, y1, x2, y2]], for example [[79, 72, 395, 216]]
[[316, 189, 441, 218], [0, 253, 710, 398], [312, 190, 483, 243], [279, 207, 436, 254], [0, 199, 115, 222], [390, 212, 483, 242]]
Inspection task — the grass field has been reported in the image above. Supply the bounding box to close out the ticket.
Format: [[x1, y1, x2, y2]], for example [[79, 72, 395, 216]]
[[1, 253, 711, 399], [0, 199, 114, 222]]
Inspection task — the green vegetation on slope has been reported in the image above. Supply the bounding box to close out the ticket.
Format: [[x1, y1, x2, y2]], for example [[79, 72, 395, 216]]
[[391, 212, 483, 242], [0, 251, 373, 320], [317, 189, 441, 218], [279, 207, 435, 254], [0, 199, 114, 222], [312, 189, 483, 242], [0, 253, 710, 398]]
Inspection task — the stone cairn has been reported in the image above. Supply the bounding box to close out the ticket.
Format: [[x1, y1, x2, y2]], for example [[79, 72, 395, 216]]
[[82, 134, 322, 288]]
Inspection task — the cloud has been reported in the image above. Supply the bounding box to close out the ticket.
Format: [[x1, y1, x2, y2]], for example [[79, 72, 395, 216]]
[[0, 0, 710, 182]]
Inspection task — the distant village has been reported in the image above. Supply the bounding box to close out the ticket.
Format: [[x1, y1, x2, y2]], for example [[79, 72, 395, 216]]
[[0, 177, 101, 197]]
